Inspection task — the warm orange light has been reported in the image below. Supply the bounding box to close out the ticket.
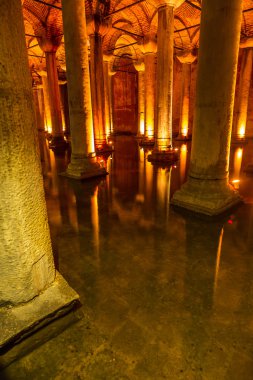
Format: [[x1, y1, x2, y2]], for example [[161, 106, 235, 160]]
[[232, 179, 240, 184], [46, 125, 52, 134], [180, 143, 187, 184], [181, 126, 188, 137], [238, 124, 245, 138], [140, 118, 145, 135]]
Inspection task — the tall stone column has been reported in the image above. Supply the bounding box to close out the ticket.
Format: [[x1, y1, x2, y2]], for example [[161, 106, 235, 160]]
[[37, 86, 45, 131], [176, 51, 197, 141], [0, 0, 78, 348], [172, 0, 243, 215], [45, 51, 67, 149], [61, 0, 106, 179], [141, 36, 157, 144], [148, 0, 184, 164], [87, 18, 111, 152], [134, 60, 145, 137], [39, 71, 52, 134], [37, 33, 66, 150], [32, 85, 44, 131], [233, 47, 253, 141], [103, 54, 114, 138], [108, 66, 116, 135]]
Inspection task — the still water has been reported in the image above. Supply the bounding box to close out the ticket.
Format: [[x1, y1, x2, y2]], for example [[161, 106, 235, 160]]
[[3, 135, 253, 380]]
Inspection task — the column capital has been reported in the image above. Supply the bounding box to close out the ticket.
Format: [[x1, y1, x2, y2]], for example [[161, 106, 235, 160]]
[[240, 37, 253, 49], [140, 34, 157, 54], [176, 50, 197, 64], [134, 60, 145, 72], [36, 35, 62, 53], [149, 0, 185, 9], [86, 14, 111, 37]]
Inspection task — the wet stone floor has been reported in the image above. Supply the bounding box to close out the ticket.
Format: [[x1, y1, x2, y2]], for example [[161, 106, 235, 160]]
[[2, 135, 253, 380]]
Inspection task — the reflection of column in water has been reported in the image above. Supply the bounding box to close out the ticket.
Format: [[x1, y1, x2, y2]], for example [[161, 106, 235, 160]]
[[180, 143, 188, 184], [213, 227, 224, 298], [137, 148, 145, 202], [144, 150, 154, 205], [49, 149, 59, 197], [184, 217, 224, 310], [155, 166, 172, 221], [67, 190, 79, 232], [232, 147, 243, 189], [91, 186, 100, 263]]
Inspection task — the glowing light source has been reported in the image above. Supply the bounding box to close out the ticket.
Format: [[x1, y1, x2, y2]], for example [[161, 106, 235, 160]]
[[181, 126, 188, 137], [238, 124, 245, 138]]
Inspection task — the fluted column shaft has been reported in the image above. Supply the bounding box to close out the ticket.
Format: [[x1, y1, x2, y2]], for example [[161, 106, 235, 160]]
[[89, 34, 107, 149], [235, 48, 253, 138], [144, 53, 156, 140], [155, 5, 174, 150]]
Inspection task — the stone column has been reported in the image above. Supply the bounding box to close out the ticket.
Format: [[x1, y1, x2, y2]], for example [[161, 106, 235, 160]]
[[32, 85, 44, 131], [234, 46, 253, 141], [0, 0, 78, 349], [39, 71, 52, 134], [37, 32, 67, 150], [176, 51, 197, 140], [172, 0, 243, 215], [148, 0, 184, 164], [108, 66, 116, 135], [103, 54, 114, 138], [37, 86, 45, 131], [61, 0, 106, 179], [87, 18, 111, 152], [134, 60, 145, 137], [45, 51, 67, 149], [141, 36, 157, 144], [59, 82, 70, 137]]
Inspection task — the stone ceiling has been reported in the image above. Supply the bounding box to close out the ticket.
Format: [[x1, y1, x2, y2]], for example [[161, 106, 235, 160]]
[[22, 0, 253, 75]]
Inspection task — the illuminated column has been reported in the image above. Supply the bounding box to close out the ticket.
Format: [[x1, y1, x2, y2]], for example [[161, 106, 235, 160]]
[[87, 18, 110, 152], [149, 0, 184, 163], [61, 0, 106, 179], [176, 52, 197, 140], [39, 71, 52, 133], [58, 80, 67, 133], [32, 85, 44, 131], [108, 66, 116, 135], [172, 0, 243, 215], [234, 48, 253, 140], [45, 51, 67, 149], [0, 0, 78, 348], [37, 87, 45, 131], [103, 54, 114, 138], [134, 60, 145, 136], [143, 39, 157, 143]]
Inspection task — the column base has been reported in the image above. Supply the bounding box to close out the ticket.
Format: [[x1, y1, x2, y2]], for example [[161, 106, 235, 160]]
[[139, 138, 155, 147], [61, 156, 108, 180], [148, 149, 179, 165], [0, 272, 79, 351], [49, 136, 68, 152], [171, 177, 242, 216], [175, 134, 191, 141]]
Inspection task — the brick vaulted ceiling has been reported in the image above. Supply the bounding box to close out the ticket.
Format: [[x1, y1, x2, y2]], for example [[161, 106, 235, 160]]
[[22, 0, 253, 76]]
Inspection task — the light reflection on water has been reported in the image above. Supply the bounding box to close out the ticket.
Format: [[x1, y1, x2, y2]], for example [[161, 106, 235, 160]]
[[37, 134, 253, 378]]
